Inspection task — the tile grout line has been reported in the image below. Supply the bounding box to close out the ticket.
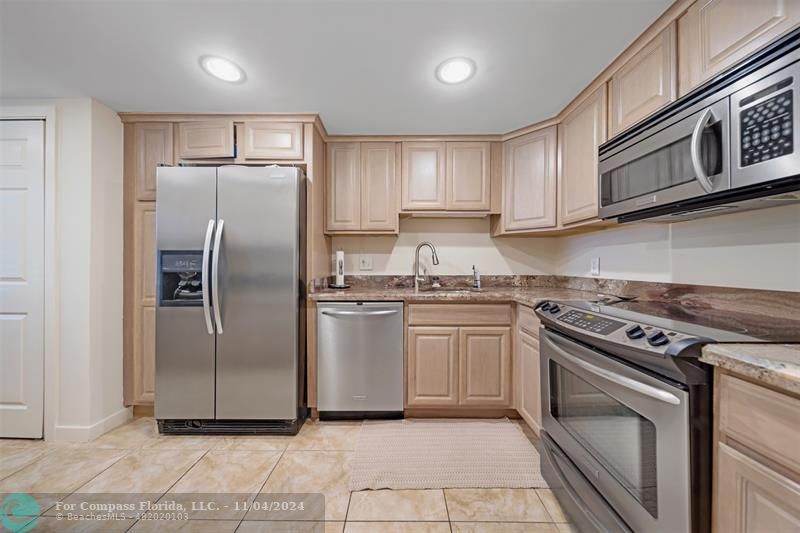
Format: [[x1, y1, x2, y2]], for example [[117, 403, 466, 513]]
[[534, 488, 557, 523], [0, 444, 58, 483], [233, 445, 289, 531], [443, 488, 453, 533], [124, 445, 210, 533]]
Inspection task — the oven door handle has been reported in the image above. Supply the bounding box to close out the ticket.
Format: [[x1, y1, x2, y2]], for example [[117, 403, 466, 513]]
[[546, 332, 681, 405], [690, 108, 716, 194]]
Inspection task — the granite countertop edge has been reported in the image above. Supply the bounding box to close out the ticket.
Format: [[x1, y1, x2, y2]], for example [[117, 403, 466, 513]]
[[701, 344, 800, 396]]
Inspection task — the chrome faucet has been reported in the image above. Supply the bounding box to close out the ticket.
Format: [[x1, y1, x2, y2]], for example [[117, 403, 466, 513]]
[[414, 241, 440, 291]]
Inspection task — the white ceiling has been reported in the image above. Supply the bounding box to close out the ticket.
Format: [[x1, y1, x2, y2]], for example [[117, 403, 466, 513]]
[[0, 0, 671, 135]]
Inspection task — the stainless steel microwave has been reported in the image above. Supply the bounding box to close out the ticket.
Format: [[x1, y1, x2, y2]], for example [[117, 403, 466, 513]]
[[599, 30, 800, 223]]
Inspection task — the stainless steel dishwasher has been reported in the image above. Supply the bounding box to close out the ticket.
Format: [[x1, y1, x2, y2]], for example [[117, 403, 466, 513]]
[[316, 301, 404, 418]]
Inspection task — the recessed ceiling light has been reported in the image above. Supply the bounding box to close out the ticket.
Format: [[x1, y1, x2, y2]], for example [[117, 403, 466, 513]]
[[199, 55, 245, 83], [435, 57, 476, 84]]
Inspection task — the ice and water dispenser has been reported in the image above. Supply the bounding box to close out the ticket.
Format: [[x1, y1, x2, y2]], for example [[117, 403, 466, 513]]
[[159, 251, 205, 306]]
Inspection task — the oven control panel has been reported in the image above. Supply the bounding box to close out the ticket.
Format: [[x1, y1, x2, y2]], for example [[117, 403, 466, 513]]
[[535, 301, 693, 355], [740, 86, 793, 167], [556, 309, 625, 335]]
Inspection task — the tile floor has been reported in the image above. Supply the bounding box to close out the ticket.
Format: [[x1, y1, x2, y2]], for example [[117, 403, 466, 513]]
[[0, 417, 575, 532]]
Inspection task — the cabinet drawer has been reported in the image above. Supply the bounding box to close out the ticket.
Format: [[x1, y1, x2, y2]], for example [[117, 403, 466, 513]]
[[517, 304, 540, 337], [407, 304, 512, 326], [719, 374, 800, 474]]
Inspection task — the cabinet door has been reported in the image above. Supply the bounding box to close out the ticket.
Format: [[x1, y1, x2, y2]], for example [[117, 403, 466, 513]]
[[516, 329, 541, 434], [177, 120, 234, 159], [503, 127, 557, 230], [610, 23, 677, 136], [402, 142, 446, 210], [679, 0, 800, 95], [133, 123, 173, 201], [133, 202, 156, 404], [407, 327, 459, 406], [242, 121, 303, 160], [361, 142, 398, 231], [459, 327, 511, 407], [716, 442, 800, 533], [446, 142, 490, 210], [559, 85, 607, 225], [326, 143, 361, 231]]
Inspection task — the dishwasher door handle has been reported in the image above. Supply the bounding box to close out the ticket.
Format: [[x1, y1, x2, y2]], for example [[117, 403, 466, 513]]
[[321, 309, 399, 317]]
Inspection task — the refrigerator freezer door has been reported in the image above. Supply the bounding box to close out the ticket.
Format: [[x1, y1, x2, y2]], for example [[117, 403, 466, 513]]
[[155, 167, 217, 419], [215, 166, 300, 419]]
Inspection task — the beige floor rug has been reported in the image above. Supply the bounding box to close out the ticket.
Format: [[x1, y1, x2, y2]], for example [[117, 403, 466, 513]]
[[349, 418, 547, 490]]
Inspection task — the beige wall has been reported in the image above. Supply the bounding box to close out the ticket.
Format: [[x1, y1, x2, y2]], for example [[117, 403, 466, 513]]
[[1, 97, 128, 441], [556, 204, 800, 292], [331, 217, 558, 276]]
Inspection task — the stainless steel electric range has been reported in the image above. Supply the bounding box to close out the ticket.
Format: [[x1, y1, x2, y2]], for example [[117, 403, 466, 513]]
[[534, 299, 800, 533]]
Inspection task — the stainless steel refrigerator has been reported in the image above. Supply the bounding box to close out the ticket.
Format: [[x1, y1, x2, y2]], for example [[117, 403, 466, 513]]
[[154, 165, 306, 434]]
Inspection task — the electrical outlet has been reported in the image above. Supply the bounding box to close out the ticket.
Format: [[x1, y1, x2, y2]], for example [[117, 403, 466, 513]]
[[359, 254, 373, 271], [590, 257, 600, 276]]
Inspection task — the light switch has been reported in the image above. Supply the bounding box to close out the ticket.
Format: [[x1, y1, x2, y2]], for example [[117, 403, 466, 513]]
[[590, 257, 600, 276], [359, 254, 373, 271]]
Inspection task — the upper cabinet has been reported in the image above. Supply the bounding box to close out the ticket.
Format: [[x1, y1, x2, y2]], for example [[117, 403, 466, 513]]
[[446, 142, 490, 210], [609, 23, 677, 136], [242, 121, 303, 160], [133, 123, 173, 201], [502, 126, 558, 231], [401, 141, 491, 212], [177, 120, 235, 159], [402, 141, 447, 210], [326, 142, 398, 233], [361, 142, 399, 231], [679, 0, 800, 95], [558, 85, 607, 225]]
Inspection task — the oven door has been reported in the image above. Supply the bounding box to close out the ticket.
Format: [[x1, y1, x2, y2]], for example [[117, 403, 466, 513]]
[[540, 328, 691, 533], [599, 97, 730, 220]]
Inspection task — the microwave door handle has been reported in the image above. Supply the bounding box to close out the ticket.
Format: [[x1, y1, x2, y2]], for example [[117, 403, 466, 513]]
[[201, 219, 215, 335], [690, 108, 716, 194], [211, 219, 224, 334], [546, 333, 681, 405]]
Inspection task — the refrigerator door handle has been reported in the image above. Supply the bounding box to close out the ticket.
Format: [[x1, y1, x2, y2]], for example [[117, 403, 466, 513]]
[[201, 219, 215, 335], [211, 218, 225, 334]]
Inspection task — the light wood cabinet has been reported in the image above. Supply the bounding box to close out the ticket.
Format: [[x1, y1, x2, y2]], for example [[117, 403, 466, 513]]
[[502, 126, 558, 231], [407, 304, 512, 409], [446, 142, 490, 210], [132, 202, 156, 404], [558, 85, 607, 225], [361, 142, 398, 231], [402, 141, 446, 210], [177, 120, 235, 159], [407, 326, 459, 406], [714, 371, 800, 532], [717, 442, 800, 533], [515, 305, 541, 434], [326, 142, 398, 233], [679, 0, 800, 96], [326, 143, 361, 231], [459, 327, 511, 406], [610, 23, 677, 136], [242, 121, 303, 159], [133, 123, 173, 201]]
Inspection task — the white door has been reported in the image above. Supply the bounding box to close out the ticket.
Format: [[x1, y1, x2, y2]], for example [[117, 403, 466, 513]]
[[0, 120, 45, 438]]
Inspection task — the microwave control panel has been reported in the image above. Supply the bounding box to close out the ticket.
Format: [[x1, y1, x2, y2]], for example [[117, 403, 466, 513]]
[[740, 80, 793, 167]]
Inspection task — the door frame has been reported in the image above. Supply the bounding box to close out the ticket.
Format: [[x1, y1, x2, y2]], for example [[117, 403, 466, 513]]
[[1, 105, 58, 440]]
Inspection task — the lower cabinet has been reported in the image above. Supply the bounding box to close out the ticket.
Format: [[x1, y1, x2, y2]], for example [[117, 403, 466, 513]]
[[515, 304, 542, 434], [406, 304, 512, 409], [714, 371, 800, 531], [132, 202, 156, 405], [407, 327, 459, 406]]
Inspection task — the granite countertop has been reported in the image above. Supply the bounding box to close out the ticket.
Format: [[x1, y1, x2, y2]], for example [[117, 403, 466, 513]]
[[701, 344, 800, 395], [309, 286, 596, 307]]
